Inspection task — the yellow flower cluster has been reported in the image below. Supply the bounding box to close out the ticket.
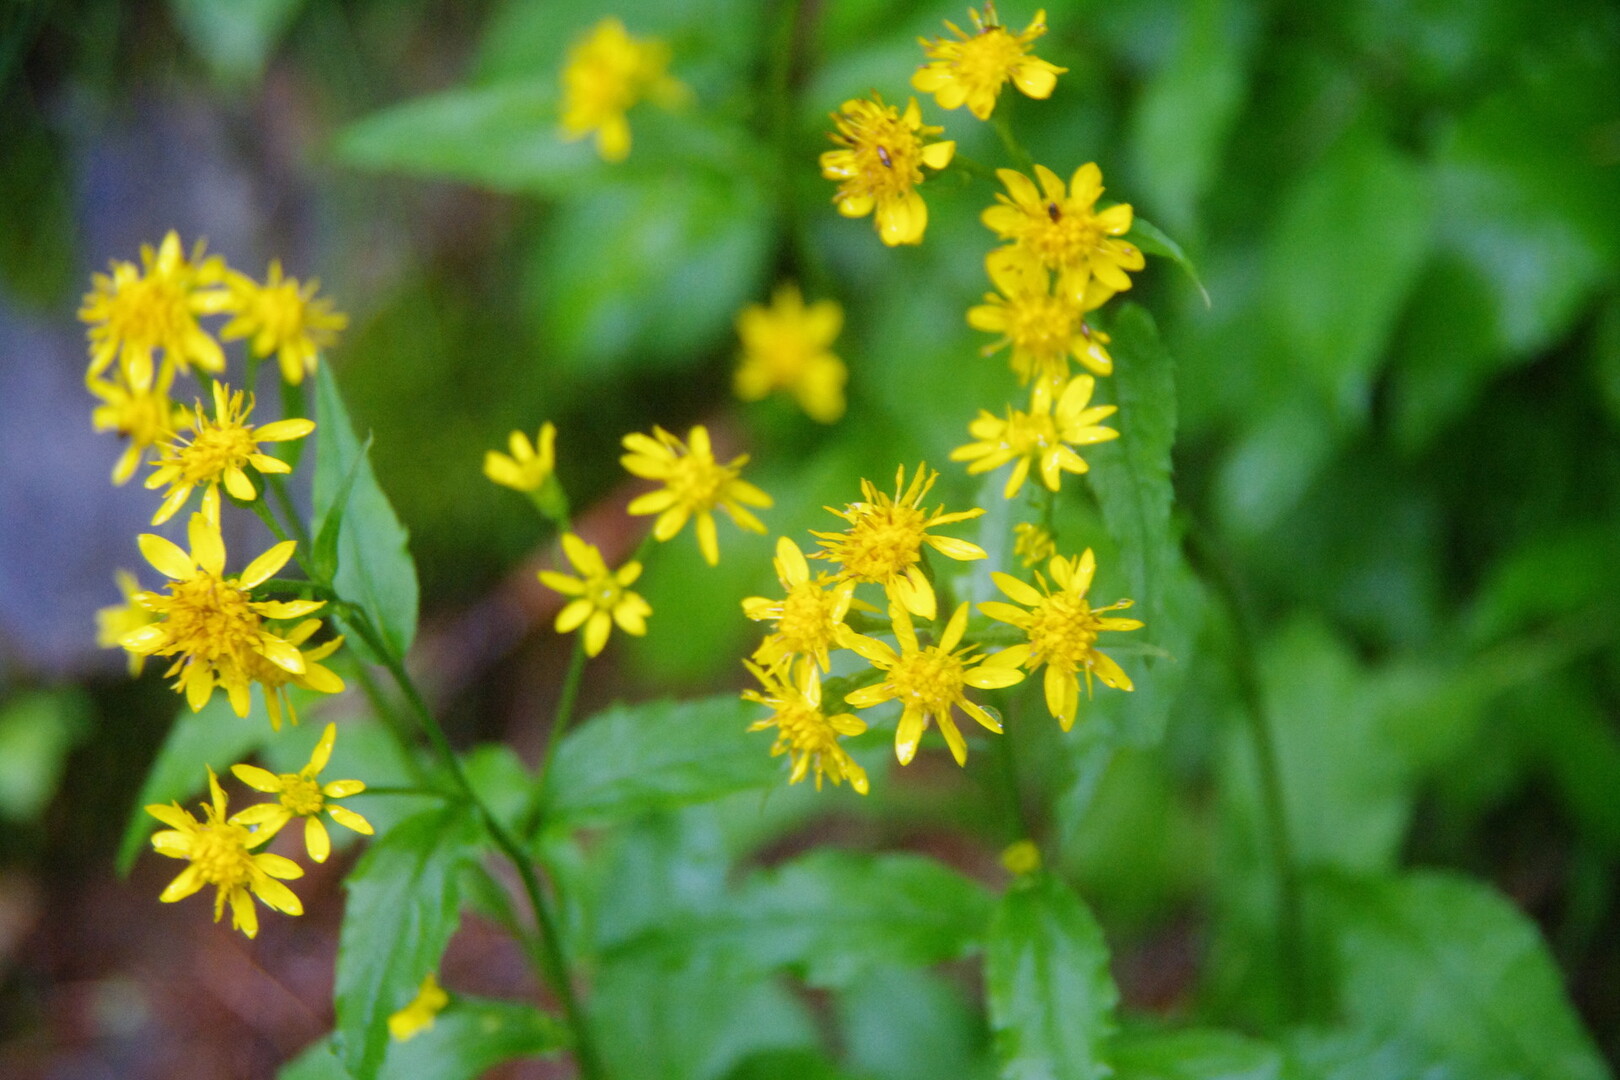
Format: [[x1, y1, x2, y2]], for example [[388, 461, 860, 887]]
[[489, 417, 775, 659], [145, 726, 370, 938], [81, 234, 362, 936], [743, 4, 1152, 795]]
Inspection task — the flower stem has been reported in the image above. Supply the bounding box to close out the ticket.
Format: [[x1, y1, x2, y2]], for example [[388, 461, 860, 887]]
[[537, 635, 589, 792], [265, 473, 311, 547], [1188, 534, 1308, 1021], [991, 111, 1034, 174], [347, 612, 605, 1080]]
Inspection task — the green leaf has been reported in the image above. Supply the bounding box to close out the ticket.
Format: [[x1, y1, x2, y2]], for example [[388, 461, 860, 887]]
[[313, 364, 419, 663], [0, 689, 88, 823], [1087, 304, 1198, 747], [283, 998, 564, 1080], [526, 167, 772, 377], [542, 694, 780, 825], [986, 874, 1118, 1080], [1128, 0, 1256, 238], [336, 81, 585, 196], [116, 694, 276, 875], [837, 966, 994, 1080], [311, 431, 372, 584], [1112, 1029, 1286, 1080], [604, 850, 994, 988], [1264, 122, 1432, 423], [1321, 871, 1608, 1080], [167, 0, 306, 85], [333, 805, 480, 1080], [1129, 216, 1211, 308]]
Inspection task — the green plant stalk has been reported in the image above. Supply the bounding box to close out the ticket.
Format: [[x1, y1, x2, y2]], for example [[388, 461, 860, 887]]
[[265, 472, 311, 547], [350, 612, 605, 1080], [256, 483, 604, 1077], [1190, 535, 1309, 1021], [991, 111, 1034, 174], [537, 635, 588, 793]]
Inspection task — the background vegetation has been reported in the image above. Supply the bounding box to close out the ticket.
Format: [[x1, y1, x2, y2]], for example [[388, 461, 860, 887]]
[[0, 0, 1617, 1076]]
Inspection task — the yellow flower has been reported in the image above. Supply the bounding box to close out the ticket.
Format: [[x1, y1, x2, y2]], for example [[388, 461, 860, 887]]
[[742, 536, 857, 673], [734, 284, 848, 423], [88, 367, 185, 485], [79, 231, 230, 391], [229, 723, 372, 863], [144, 383, 315, 526], [968, 247, 1113, 387], [241, 619, 346, 731], [979, 549, 1143, 730], [950, 376, 1119, 498], [1012, 522, 1055, 568], [744, 659, 869, 794], [145, 767, 304, 939], [811, 463, 986, 621], [559, 17, 686, 163], [912, 4, 1066, 120], [389, 972, 449, 1042], [820, 95, 956, 247], [983, 164, 1144, 306], [484, 423, 557, 493], [1001, 838, 1042, 875], [842, 603, 1025, 766], [538, 533, 652, 657], [220, 260, 348, 386], [97, 569, 156, 676], [622, 425, 773, 567], [120, 513, 328, 716]]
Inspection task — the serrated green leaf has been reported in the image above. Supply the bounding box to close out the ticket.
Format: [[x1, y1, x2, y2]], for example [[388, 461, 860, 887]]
[[313, 364, 418, 663], [986, 874, 1118, 1080], [1112, 1029, 1286, 1080], [604, 850, 994, 988], [333, 805, 480, 1080], [1086, 304, 1197, 747], [1321, 871, 1608, 1080], [1129, 216, 1211, 308], [282, 998, 564, 1080], [116, 694, 277, 875], [542, 694, 780, 825]]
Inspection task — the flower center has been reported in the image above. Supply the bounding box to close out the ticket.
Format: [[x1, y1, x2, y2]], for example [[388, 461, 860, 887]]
[[888, 646, 967, 709], [160, 577, 263, 663], [836, 504, 928, 582], [1008, 293, 1077, 359], [836, 105, 927, 202], [774, 702, 840, 754], [177, 422, 260, 483], [252, 282, 307, 342], [778, 584, 840, 652], [190, 821, 255, 888], [953, 28, 1025, 88], [279, 774, 325, 817], [1025, 207, 1103, 270], [665, 454, 731, 511], [1027, 593, 1100, 666], [587, 573, 624, 611], [105, 274, 191, 347]]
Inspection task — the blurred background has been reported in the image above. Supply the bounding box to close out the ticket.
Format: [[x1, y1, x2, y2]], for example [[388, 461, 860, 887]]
[[1, 0, 1617, 1076]]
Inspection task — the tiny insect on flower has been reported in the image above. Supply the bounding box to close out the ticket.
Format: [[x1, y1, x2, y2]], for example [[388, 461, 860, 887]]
[[912, 4, 1066, 121], [983, 163, 1144, 307], [820, 95, 956, 246]]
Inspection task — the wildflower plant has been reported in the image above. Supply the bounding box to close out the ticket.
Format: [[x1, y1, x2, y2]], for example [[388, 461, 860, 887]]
[[81, 4, 1615, 1080]]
